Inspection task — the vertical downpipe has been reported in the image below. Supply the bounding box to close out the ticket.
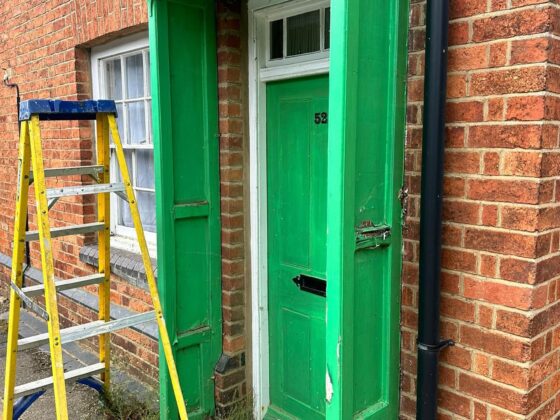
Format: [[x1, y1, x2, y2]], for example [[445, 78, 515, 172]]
[[416, 1, 452, 419]]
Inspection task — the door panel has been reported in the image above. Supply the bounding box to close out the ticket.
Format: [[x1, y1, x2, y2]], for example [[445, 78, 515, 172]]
[[149, 0, 221, 418], [267, 75, 329, 420], [326, 0, 409, 418]]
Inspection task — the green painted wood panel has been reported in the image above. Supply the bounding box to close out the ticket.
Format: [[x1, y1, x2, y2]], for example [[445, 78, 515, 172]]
[[326, 0, 409, 419], [267, 76, 329, 419], [148, 0, 221, 418]]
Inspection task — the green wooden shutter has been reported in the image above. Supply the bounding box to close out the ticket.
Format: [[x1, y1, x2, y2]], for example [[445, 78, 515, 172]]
[[326, 0, 409, 418], [149, 0, 221, 418]]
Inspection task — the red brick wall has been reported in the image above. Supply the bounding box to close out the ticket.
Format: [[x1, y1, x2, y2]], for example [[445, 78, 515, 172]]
[[0, 0, 248, 408], [402, 1, 560, 418], [0, 0, 159, 383], [3, 0, 560, 417], [215, 1, 249, 415]]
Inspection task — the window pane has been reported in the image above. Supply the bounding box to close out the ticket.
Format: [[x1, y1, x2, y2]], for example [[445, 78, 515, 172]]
[[117, 151, 133, 227], [116, 150, 134, 183], [146, 100, 152, 143], [137, 191, 156, 232], [118, 199, 133, 228], [145, 51, 151, 94], [287, 10, 320, 56], [126, 53, 144, 99], [105, 59, 122, 99], [127, 101, 147, 144], [136, 150, 155, 189], [325, 8, 331, 50], [114, 103, 124, 143], [270, 19, 284, 60]]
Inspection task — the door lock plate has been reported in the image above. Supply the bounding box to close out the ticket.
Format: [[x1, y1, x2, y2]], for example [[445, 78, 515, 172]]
[[355, 223, 392, 250]]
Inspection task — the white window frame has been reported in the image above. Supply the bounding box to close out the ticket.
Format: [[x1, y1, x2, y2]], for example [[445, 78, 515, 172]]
[[253, 0, 331, 82], [264, 1, 331, 67], [91, 33, 156, 255]]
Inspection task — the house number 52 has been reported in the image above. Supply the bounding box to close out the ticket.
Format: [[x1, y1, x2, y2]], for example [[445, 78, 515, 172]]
[[314, 112, 328, 125]]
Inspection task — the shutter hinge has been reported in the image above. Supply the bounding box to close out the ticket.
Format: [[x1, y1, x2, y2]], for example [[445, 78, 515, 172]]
[[398, 186, 409, 210], [398, 186, 409, 219], [355, 222, 391, 250]]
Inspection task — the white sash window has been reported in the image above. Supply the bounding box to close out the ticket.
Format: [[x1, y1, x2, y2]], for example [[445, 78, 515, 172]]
[[91, 33, 156, 253]]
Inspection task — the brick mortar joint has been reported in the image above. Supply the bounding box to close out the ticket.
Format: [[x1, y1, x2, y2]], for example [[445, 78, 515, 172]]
[[447, 2, 555, 24], [438, 367, 534, 394]]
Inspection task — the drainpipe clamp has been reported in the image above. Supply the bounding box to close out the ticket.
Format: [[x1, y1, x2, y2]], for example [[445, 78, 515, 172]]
[[417, 338, 454, 353]]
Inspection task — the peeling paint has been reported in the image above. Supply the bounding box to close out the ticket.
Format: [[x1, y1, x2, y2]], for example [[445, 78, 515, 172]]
[[326, 370, 333, 403], [337, 336, 341, 362]]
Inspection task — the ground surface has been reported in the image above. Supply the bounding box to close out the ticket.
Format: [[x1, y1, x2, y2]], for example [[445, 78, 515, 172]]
[[0, 296, 158, 419]]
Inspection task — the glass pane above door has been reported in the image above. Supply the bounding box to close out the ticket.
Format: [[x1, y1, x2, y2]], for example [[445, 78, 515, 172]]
[[270, 19, 284, 60], [287, 10, 320, 56], [267, 4, 331, 63]]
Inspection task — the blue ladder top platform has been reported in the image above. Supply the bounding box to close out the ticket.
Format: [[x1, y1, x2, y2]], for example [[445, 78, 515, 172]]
[[19, 99, 118, 121]]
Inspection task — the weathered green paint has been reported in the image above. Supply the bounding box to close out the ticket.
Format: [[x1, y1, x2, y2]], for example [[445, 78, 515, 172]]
[[148, 0, 221, 418], [267, 76, 329, 419], [326, 0, 409, 418]]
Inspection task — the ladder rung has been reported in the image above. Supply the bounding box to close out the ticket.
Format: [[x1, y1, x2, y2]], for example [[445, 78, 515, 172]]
[[47, 182, 125, 199], [18, 311, 156, 351], [31, 165, 104, 180], [25, 222, 105, 241], [21, 274, 105, 298], [13, 363, 105, 399], [10, 282, 49, 321]]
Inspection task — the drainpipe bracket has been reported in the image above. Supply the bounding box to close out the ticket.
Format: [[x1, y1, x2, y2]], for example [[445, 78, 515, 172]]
[[417, 338, 454, 353]]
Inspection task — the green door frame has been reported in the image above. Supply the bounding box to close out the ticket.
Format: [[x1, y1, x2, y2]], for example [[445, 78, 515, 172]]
[[326, 0, 409, 418], [148, 0, 409, 418]]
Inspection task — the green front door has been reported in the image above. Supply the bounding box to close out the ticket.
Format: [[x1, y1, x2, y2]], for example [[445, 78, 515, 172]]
[[267, 75, 329, 419]]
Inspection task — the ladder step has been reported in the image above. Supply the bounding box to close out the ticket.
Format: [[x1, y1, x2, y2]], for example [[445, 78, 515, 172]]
[[18, 311, 156, 351], [13, 363, 105, 399], [25, 222, 105, 241], [46, 182, 125, 199], [21, 274, 105, 298], [31, 165, 104, 180]]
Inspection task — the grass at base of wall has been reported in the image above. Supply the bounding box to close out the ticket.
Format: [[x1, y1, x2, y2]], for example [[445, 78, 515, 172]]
[[100, 383, 159, 420], [217, 393, 254, 420]]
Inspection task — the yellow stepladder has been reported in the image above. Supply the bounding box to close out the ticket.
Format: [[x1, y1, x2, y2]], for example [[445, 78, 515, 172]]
[[2, 100, 188, 420]]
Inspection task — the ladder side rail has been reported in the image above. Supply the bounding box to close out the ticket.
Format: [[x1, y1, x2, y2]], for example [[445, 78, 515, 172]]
[[108, 114, 188, 420], [96, 114, 111, 390], [3, 121, 32, 420], [27, 115, 69, 419]]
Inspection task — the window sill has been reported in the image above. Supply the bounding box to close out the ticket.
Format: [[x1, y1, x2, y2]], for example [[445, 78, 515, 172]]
[[109, 233, 157, 257], [79, 244, 157, 291]]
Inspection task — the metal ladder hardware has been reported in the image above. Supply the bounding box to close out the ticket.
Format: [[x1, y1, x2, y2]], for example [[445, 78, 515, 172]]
[[25, 222, 105, 241], [30, 165, 104, 182], [3, 100, 189, 420], [46, 183, 127, 210], [13, 364, 106, 399], [21, 273, 105, 297], [46, 183, 125, 199], [17, 311, 156, 351]]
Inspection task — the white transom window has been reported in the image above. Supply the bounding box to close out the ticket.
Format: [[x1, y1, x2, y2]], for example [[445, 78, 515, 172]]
[[253, 0, 331, 81], [91, 33, 156, 253], [265, 2, 330, 67]]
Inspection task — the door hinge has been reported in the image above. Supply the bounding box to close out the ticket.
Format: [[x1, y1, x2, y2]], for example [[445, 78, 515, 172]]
[[398, 186, 409, 220], [355, 222, 391, 250]]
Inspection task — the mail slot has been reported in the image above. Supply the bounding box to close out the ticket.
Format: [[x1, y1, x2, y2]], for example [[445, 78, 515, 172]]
[[292, 274, 326, 297]]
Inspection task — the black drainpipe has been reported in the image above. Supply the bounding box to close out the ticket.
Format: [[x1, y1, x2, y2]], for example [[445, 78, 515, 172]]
[[415, 1, 454, 419]]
